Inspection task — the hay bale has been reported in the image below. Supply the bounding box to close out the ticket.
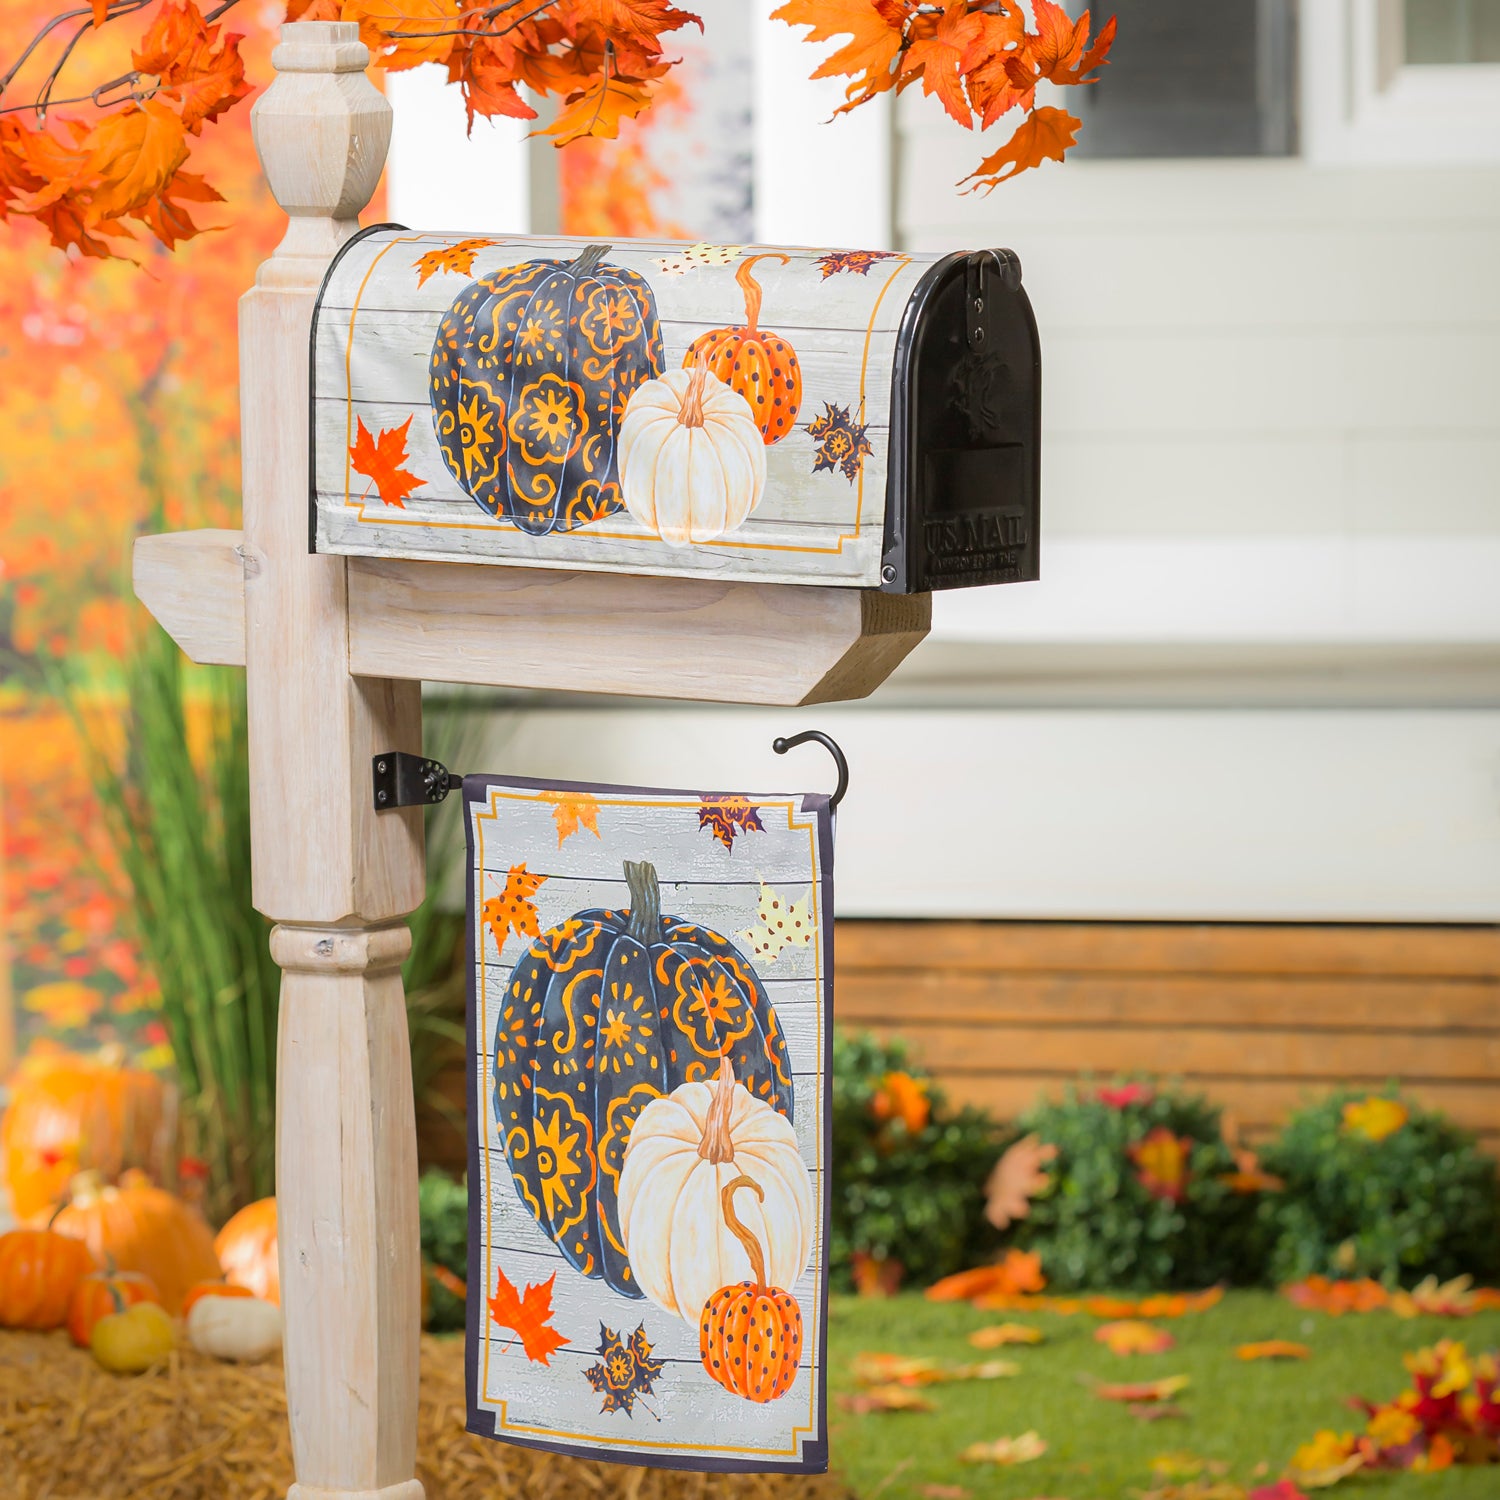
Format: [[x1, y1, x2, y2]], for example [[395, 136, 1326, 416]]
[[0, 1332, 851, 1500]]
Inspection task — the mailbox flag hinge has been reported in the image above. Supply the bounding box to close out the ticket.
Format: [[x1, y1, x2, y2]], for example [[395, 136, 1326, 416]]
[[373, 751, 461, 810]]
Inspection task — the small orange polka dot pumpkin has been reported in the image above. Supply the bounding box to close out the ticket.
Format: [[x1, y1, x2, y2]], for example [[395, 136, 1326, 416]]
[[684, 254, 802, 445], [699, 1174, 803, 1403]]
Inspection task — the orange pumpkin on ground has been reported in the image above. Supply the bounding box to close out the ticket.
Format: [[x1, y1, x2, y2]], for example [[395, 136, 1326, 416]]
[[182, 1281, 256, 1318], [1, 1043, 173, 1220], [67, 1269, 161, 1348], [0, 1227, 98, 1329], [698, 1174, 804, 1403], [215, 1196, 278, 1305], [46, 1170, 221, 1314], [684, 253, 802, 444]]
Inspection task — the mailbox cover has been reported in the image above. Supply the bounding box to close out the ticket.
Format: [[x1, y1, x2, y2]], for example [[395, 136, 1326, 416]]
[[310, 230, 1039, 593]]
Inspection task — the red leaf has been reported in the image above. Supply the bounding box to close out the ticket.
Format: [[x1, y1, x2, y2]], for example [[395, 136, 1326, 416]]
[[488, 1265, 567, 1365], [349, 415, 425, 508]]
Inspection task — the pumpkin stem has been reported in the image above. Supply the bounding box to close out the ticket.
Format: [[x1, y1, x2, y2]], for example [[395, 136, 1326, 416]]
[[720, 1173, 768, 1289], [624, 860, 663, 945], [677, 364, 712, 429], [572, 243, 613, 276], [734, 253, 789, 334], [697, 1055, 739, 1165]]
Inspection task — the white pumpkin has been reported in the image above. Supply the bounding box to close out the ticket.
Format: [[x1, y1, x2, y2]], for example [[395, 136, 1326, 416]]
[[618, 364, 767, 545], [617, 1057, 813, 1323], [186, 1292, 282, 1363]]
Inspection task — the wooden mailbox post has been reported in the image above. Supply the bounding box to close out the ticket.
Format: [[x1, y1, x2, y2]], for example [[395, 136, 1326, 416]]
[[132, 22, 930, 1498]]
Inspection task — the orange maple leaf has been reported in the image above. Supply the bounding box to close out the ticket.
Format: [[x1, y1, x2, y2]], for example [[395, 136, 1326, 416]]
[[567, 0, 703, 47], [413, 236, 499, 287], [771, 0, 911, 113], [1095, 1319, 1176, 1356], [132, 0, 251, 136], [483, 863, 548, 951], [961, 104, 1080, 192], [1005, 1, 1116, 91], [349, 416, 425, 508], [488, 1265, 567, 1365], [899, 0, 983, 128], [136, 167, 223, 250], [925, 1248, 1045, 1304], [540, 789, 601, 846], [1236, 1340, 1311, 1361], [961, 9, 1033, 128], [74, 101, 190, 223], [342, 0, 460, 72], [541, 74, 657, 145]]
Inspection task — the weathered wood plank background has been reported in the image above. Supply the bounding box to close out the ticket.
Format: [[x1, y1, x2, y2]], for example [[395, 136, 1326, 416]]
[[835, 921, 1500, 1159], [422, 919, 1500, 1169]]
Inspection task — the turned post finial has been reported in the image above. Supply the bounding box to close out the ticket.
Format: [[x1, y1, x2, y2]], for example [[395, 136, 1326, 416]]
[[250, 21, 392, 288]]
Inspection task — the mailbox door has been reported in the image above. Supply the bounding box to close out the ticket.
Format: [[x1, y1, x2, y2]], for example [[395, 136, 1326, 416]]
[[882, 250, 1042, 593]]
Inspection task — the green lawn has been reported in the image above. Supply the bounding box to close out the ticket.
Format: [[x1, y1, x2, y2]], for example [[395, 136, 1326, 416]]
[[825, 1290, 1500, 1499]]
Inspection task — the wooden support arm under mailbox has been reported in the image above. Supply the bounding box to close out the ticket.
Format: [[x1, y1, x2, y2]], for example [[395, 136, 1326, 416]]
[[133, 528, 931, 706]]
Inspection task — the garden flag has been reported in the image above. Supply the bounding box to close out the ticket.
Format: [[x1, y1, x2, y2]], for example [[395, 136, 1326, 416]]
[[464, 773, 833, 1472]]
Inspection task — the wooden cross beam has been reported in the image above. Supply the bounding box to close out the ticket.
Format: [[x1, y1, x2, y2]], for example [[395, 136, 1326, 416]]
[[131, 21, 929, 1500]]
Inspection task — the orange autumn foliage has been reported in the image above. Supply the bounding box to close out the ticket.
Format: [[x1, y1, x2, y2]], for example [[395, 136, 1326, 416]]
[[348, 415, 424, 509], [773, 0, 1116, 188], [925, 1248, 1045, 1303], [488, 1265, 567, 1365], [2, 1, 1117, 264]]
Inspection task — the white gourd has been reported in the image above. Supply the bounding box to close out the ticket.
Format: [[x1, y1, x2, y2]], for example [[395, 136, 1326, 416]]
[[617, 1057, 813, 1323], [185, 1292, 283, 1363], [617, 365, 767, 545]]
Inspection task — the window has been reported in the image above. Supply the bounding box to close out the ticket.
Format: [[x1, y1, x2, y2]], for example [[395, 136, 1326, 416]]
[[1302, 0, 1500, 162], [1068, 0, 1296, 158], [1405, 0, 1500, 63]]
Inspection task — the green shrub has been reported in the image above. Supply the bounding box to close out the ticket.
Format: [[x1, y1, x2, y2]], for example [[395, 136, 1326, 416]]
[[831, 1029, 1010, 1290], [1259, 1088, 1500, 1287], [419, 1168, 468, 1332], [1011, 1081, 1265, 1291]]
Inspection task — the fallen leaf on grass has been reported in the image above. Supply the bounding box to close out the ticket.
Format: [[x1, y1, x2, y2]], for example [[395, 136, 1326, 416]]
[[1249, 1484, 1310, 1500], [1138, 1288, 1225, 1319], [1094, 1374, 1190, 1404], [960, 1430, 1047, 1465], [1130, 1402, 1190, 1422], [1151, 1452, 1228, 1480], [839, 1383, 936, 1414], [851, 1352, 944, 1387], [1280, 1277, 1387, 1316], [1389, 1273, 1490, 1318], [1137, 1486, 1247, 1500], [969, 1322, 1045, 1348], [1236, 1341, 1310, 1362], [850, 1352, 1018, 1387], [927, 1248, 1045, 1303], [1096, 1320, 1175, 1356], [1286, 1431, 1365, 1489]]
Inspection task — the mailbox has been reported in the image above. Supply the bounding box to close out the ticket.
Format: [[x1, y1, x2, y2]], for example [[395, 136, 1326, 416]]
[[311, 229, 1040, 593]]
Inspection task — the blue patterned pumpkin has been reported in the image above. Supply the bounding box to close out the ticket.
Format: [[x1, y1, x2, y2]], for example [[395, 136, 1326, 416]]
[[429, 243, 664, 534], [491, 859, 794, 1297]]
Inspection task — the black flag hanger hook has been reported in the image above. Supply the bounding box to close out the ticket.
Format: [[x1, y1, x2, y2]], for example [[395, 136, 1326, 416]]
[[772, 730, 849, 814]]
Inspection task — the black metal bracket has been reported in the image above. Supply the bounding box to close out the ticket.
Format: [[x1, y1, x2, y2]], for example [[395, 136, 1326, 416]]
[[772, 730, 849, 814], [373, 751, 462, 810]]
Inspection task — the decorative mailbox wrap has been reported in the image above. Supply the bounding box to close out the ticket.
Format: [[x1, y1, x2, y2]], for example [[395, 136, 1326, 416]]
[[464, 773, 833, 1472], [312, 230, 1039, 592]]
